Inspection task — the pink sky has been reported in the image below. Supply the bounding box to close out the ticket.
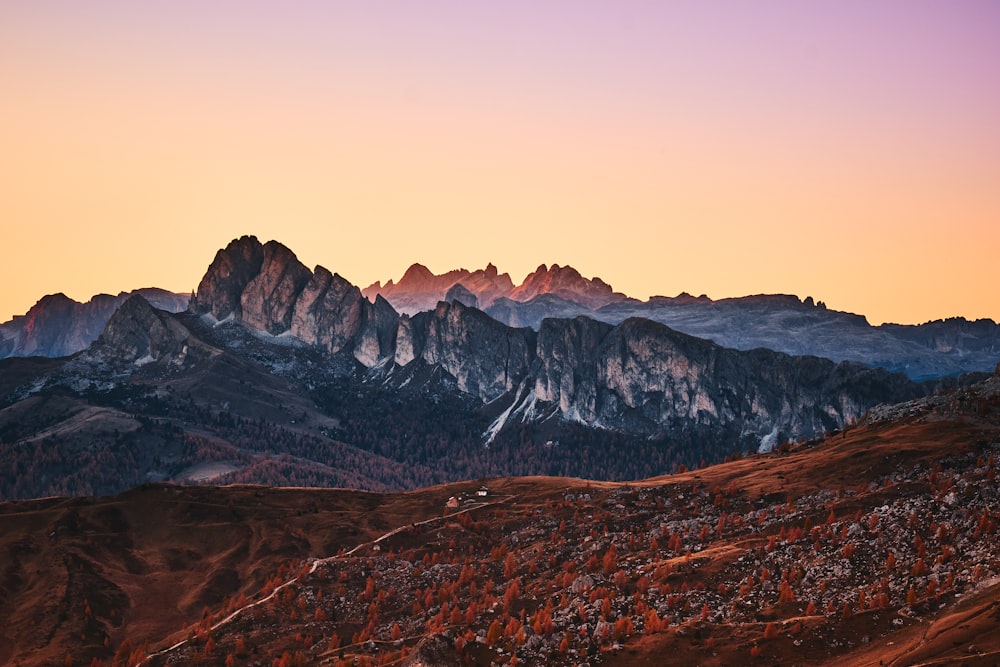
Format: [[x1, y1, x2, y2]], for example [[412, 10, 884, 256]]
[[1, 1, 998, 325]]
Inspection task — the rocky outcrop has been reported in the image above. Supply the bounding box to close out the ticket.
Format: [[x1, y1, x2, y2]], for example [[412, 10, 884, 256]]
[[394, 301, 535, 402], [90, 294, 194, 364], [401, 634, 463, 667], [240, 241, 313, 335], [191, 235, 265, 321], [0, 289, 189, 359], [533, 316, 614, 418], [291, 267, 367, 354], [353, 295, 399, 367], [527, 316, 921, 444], [192, 236, 398, 365], [486, 292, 1000, 381]]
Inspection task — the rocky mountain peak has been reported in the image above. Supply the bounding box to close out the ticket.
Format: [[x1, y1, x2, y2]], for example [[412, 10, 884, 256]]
[[363, 263, 514, 316], [1, 289, 188, 359], [91, 294, 191, 364], [510, 263, 625, 309], [364, 261, 623, 315], [192, 235, 266, 321], [191, 237, 398, 365], [240, 241, 312, 334]]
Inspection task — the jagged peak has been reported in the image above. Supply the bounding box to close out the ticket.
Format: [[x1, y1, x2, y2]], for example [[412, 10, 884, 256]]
[[261, 238, 300, 260]]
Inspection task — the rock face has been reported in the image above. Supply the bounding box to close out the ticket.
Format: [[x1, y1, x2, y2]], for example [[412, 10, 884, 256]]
[[488, 293, 1000, 381], [395, 301, 535, 402], [531, 317, 920, 441], [290, 267, 366, 355], [192, 235, 265, 321], [386, 303, 918, 444], [240, 240, 313, 334], [533, 316, 615, 418], [192, 236, 398, 365], [90, 294, 194, 365], [0, 289, 189, 359]]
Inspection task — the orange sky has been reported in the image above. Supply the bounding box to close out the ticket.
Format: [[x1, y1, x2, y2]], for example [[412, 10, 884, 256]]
[[2, 2, 998, 326]]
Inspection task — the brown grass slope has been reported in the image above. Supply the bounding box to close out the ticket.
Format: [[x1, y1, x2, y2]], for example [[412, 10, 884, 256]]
[[1, 377, 999, 666]]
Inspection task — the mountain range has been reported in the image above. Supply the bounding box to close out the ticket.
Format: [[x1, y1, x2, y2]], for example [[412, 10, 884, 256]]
[[0, 289, 189, 359], [3, 236, 995, 501], [365, 261, 1000, 381], [7, 249, 997, 382]]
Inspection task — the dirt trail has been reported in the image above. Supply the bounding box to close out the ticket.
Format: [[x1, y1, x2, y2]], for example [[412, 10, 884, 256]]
[[133, 495, 516, 666]]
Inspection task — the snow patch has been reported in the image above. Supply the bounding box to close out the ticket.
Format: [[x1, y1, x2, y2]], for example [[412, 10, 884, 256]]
[[134, 354, 156, 366], [203, 312, 235, 327], [757, 424, 780, 453], [483, 381, 535, 447], [252, 328, 304, 347]]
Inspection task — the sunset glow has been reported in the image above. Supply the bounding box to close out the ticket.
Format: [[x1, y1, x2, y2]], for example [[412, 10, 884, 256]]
[[2, 1, 998, 325]]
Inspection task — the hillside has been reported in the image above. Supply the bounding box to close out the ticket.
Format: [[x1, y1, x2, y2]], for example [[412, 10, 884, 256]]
[[2, 373, 999, 666]]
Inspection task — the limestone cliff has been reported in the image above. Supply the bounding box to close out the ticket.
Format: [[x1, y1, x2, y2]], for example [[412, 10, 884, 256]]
[[394, 301, 535, 402], [240, 241, 313, 335], [90, 294, 195, 365], [192, 236, 397, 365], [531, 316, 921, 443]]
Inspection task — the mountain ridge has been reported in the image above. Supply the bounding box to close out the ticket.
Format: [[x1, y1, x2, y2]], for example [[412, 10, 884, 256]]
[[4, 240, 998, 380], [0, 288, 189, 359], [187, 237, 922, 449]]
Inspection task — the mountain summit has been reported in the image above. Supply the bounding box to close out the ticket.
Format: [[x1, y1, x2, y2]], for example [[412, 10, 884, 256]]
[[0, 289, 188, 359], [362, 262, 515, 315]]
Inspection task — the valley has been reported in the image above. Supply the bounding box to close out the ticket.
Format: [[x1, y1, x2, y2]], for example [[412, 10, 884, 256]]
[[2, 372, 999, 666]]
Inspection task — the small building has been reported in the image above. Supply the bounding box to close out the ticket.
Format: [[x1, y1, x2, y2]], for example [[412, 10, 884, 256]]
[[446, 496, 460, 509], [476, 486, 489, 497]]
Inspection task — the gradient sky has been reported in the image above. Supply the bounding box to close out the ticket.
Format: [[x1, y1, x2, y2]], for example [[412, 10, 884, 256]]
[[2, 1, 998, 325]]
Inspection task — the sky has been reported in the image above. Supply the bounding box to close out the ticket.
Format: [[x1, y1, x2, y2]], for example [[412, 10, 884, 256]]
[[2, 1, 998, 326]]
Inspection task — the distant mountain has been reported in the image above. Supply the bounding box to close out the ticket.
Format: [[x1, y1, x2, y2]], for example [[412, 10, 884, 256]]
[[365, 263, 1000, 381], [509, 263, 628, 308], [487, 292, 1000, 381], [362, 262, 515, 315], [362, 261, 625, 315], [0, 288, 189, 359], [8, 245, 997, 381]]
